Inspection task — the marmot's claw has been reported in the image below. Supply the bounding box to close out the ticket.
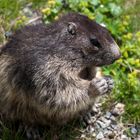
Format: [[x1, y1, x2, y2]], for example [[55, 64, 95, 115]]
[[104, 76, 114, 93], [90, 77, 108, 95]]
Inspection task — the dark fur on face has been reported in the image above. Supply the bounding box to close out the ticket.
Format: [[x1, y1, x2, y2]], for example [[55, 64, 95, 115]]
[[0, 13, 121, 125]]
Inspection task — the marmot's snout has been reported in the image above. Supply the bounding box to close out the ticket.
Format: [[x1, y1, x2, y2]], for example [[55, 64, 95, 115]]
[[111, 43, 121, 61], [102, 43, 121, 65]]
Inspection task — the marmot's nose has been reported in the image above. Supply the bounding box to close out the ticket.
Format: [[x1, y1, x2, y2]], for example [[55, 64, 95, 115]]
[[115, 52, 121, 60], [111, 43, 121, 60]]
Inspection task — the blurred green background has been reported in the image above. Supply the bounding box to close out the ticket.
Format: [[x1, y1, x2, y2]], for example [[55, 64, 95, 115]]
[[0, 0, 140, 139]]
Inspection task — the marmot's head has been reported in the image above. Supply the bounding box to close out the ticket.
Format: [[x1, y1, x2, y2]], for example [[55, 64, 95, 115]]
[[55, 13, 121, 66]]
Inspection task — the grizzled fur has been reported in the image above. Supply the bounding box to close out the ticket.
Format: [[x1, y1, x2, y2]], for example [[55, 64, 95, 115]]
[[0, 13, 121, 125]]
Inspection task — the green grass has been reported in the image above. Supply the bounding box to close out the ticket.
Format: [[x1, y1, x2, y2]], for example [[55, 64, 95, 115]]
[[0, 120, 84, 140], [0, 0, 140, 139], [123, 0, 140, 32], [0, 0, 23, 43]]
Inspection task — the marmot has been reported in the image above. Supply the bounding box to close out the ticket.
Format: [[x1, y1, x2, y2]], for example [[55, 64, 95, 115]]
[[0, 12, 120, 134]]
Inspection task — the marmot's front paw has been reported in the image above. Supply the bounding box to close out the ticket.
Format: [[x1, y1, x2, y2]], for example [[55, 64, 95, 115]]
[[90, 77, 108, 95], [104, 76, 114, 93]]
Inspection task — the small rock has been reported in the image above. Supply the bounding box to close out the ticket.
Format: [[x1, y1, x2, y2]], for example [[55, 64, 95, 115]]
[[97, 120, 107, 129], [121, 134, 129, 140], [80, 134, 86, 138], [23, 7, 33, 17], [105, 111, 112, 119], [103, 129, 114, 138], [107, 126, 113, 131], [102, 118, 111, 126], [91, 132, 96, 137], [110, 115, 116, 122], [107, 131, 115, 139], [86, 125, 95, 133], [96, 132, 104, 139], [112, 103, 125, 116], [91, 106, 98, 114], [103, 129, 108, 135], [90, 116, 96, 122], [136, 135, 140, 140], [5, 31, 13, 38], [131, 127, 137, 134], [95, 103, 102, 108], [111, 124, 117, 130], [95, 123, 101, 129], [98, 118, 111, 128]]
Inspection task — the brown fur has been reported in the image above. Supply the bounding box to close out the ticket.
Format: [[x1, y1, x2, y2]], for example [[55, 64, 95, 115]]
[[0, 13, 121, 126]]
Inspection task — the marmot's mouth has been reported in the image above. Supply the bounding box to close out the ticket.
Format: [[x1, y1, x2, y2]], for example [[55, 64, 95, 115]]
[[95, 59, 116, 66], [96, 63, 111, 67]]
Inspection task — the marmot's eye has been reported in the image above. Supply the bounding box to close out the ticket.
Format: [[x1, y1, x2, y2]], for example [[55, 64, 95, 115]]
[[90, 37, 102, 48]]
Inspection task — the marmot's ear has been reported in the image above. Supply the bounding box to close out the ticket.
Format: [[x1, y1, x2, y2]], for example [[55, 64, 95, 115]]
[[67, 22, 77, 35]]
